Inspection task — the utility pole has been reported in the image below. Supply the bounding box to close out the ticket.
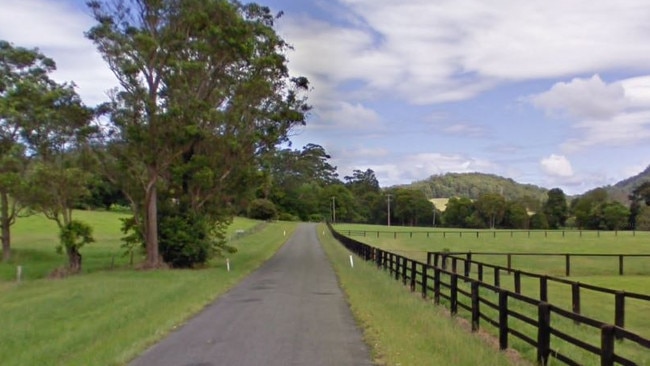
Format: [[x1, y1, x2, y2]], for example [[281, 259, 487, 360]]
[[386, 194, 392, 227], [331, 196, 336, 224], [433, 207, 436, 227]]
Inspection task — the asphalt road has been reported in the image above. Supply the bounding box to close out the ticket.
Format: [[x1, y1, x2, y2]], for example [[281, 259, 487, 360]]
[[130, 223, 372, 366]]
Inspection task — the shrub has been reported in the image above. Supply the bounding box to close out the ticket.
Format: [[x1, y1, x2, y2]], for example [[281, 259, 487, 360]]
[[248, 199, 278, 220]]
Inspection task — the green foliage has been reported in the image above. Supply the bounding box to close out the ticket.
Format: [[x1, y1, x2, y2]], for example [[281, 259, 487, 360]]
[[442, 197, 474, 228], [390, 188, 433, 226], [248, 198, 277, 221], [410, 172, 547, 201], [474, 193, 506, 229], [87, 0, 310, 267], [570, 188, 629, 230], [278, 212, 300, 221], [503, 201, 529, 229], [529, 212, 549, 229], [158, 212, 231, 268], [544, 188, 569, 229], [58, 220, 94, 254]]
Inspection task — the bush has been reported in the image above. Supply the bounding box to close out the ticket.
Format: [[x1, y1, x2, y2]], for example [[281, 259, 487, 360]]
[[308, 214, 323, 222], [157, 211, 235, 268], [248, 199, 278, 220], [278, 212, 299, 221], [529, 213, 549, 229]]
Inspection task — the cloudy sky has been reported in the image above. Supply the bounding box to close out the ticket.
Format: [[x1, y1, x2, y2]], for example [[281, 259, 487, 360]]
[[3, 0, 650, 194]]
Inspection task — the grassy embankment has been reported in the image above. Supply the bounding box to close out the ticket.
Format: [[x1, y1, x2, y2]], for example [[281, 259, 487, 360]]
[[331, 223, 650, 365], [319, 224, 526, 366], [0, 211, 295, 366]]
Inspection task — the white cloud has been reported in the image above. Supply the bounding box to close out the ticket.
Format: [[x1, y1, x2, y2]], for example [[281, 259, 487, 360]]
[[0, 0, 117, 106], [279, 1, 650, 105], [329, 149, 497, 186], [540, 154, 574, 178], [314, 102, 382, 130], [529, 75, 650, 150], [530, 75, 627, 120]]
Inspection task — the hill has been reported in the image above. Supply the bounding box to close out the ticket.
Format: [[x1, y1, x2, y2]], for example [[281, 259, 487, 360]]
[[407, 172, 548, 202], [603, 165, 650, 204]]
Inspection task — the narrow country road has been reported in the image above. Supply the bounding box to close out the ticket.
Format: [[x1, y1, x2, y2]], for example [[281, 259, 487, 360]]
[[130, 223, 373, 366]]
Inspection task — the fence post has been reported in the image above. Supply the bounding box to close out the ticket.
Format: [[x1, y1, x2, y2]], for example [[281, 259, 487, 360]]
[[494, 267, 500, 288], [478, 263, 483, 282], [601, 325, 615, 366], [572, 282, 581, 324], [615, 292, 625, 339], [471, 281, 480, 331], [507, 254, 512, 274], [383, 251, 388, 271], [434, 267, 441, 304], [410, 260, 416, 291], [422, 265, 428, 298], [514, 271, 521, 294], [395, 255, 401, 281], [442, 255, 448, 270], [402, 257, 408, 285], [427, 252, 433, 266], [540, 276, 548, 302], [434, 252, 440, 267], [619, 255, 624, 276], [450, 273, 458, 315], [537, 302, 551, 365], [452, 257, 457, 274], [465, 252, 472, 278], [565, 254, 570, 277], [498, 291, 508, 350]]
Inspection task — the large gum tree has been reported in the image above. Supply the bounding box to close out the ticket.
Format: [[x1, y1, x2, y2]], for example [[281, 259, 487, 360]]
[[86, 0, 309, 267]]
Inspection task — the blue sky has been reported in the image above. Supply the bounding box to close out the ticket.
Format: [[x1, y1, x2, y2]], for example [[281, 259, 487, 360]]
[[3, 0, 650, 194]]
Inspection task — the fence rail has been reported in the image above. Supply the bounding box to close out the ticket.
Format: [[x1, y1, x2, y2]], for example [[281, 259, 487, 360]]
[[342, 229, 645, 239], [426, 251, 650, 334], [328, 223, 650, 366]]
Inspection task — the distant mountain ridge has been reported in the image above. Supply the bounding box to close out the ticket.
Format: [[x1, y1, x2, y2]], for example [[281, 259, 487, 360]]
[[406, 172, 548, 202], [603, 165, 650, 204]]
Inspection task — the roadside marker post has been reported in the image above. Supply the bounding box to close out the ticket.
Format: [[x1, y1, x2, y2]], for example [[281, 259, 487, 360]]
[[226, 258, 230, 272], [349, 255, 354, 268], [16, 266, 22, 282]]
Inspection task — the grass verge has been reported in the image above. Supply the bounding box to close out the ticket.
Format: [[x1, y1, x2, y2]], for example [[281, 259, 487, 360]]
[[319, 224, 526, 366], [0, 219, 296, 366]]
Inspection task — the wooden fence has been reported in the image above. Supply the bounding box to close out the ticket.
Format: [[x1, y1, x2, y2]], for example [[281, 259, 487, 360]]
[[343, 229, 645, 240], [328, 223, 650, 366], [427, 251, 650, 333], [427, 251, 650, 277]]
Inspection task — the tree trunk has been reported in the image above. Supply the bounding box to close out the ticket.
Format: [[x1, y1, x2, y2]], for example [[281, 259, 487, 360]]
[[1, 191, 10, 262], [68, 247, 82, 273], [144, 173, 159, 268]]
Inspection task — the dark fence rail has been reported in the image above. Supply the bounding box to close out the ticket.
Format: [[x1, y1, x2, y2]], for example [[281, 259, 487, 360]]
[[426, 251, 650, 333], [342, 229, 645, 239], [428, 251, 650, 276], [328, 223, 650, 366]]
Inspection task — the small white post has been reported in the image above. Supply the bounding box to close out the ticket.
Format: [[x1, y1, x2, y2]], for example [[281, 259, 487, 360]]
[[16, 265, 22, 282], [349, 255, 354, 268], [283, 230, 286, 237], [226, 258, 230, 272]]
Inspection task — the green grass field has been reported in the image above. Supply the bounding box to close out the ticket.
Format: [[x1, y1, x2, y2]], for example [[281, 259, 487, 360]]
[[0, 211, 295, 366], [318, 224, 526, 366], [331, 223, 650, 365]]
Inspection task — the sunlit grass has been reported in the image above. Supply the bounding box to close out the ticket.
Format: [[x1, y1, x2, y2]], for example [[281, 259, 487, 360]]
[[0, 212, 296, 366], [320, 224, 524, 366]]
